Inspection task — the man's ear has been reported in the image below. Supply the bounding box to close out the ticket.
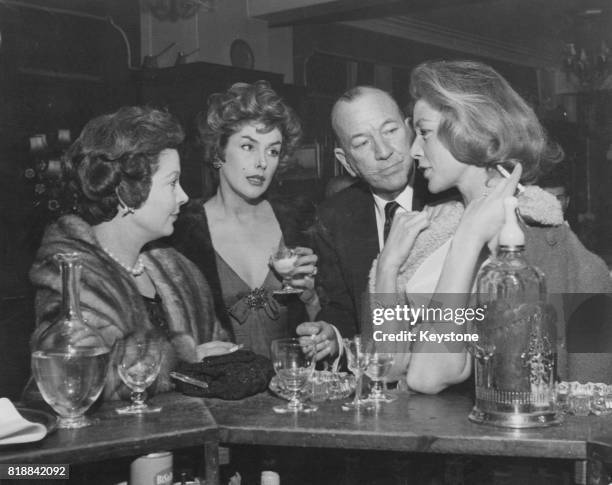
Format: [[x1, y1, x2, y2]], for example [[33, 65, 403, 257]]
[[334, 147, 357, 177]]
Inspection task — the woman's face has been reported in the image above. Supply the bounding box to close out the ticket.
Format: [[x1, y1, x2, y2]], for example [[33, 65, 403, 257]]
[[218, 122, 282, 201], [410, 99, 468, 194], [131, 148, 188, 241]]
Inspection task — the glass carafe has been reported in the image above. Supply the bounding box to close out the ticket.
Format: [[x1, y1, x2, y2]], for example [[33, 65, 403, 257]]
[[31, 252, 110, 428], [469, 198, 560, 428]]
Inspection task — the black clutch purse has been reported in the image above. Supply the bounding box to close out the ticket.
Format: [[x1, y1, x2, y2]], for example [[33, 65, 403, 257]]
[[173, 349, 274, 400]]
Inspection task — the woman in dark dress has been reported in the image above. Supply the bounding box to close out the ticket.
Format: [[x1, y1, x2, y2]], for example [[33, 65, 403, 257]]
[[172, 80, 321, 359]]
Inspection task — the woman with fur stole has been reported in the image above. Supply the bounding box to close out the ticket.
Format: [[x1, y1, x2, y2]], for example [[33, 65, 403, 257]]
[[29, 106, 234, 400]]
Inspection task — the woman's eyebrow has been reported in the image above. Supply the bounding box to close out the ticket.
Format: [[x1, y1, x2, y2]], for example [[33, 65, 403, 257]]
[[413, 118, 435, 128], [163, 170, 181, 180]]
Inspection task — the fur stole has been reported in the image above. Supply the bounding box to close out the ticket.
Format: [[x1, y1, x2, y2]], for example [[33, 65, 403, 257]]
[[29, 215, 230, 400], [368, 201, 464, 294], [369, 185, 565, 294]]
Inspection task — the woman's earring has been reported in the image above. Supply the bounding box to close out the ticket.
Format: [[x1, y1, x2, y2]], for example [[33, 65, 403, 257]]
[[116, 193, 135, 216], [212, 156, 224, 169], [121, 205, 135, 216]]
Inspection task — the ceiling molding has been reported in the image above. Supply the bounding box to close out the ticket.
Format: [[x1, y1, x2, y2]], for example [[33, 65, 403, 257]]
[[249, 0, 496, 26], [248, 0, 403, 25], [341, 16, 560, 69]]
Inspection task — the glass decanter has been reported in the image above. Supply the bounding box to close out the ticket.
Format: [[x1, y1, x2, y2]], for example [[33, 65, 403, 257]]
[[469, 198, 559, 428], [31, 252, 110, 428]]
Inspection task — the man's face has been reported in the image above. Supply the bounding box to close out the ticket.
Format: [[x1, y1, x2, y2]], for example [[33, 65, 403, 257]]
[[333, 89, 413, 200]]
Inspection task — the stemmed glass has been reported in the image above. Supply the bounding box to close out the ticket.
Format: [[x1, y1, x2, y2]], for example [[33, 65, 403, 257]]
[[115, 332, 163, 414], [271, 338, 318, 413], [342, 336, 374, 411], [363, 341, 396, 403], [270, 245, 301, 294]]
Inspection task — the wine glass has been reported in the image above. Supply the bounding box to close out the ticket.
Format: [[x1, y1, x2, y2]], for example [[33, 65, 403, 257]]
[[341, 336, 374, 411], [363, 341, 396, 403], [115, 332, 163, 414], [270, 246, 301, 294], [271, 338, 318, 413]]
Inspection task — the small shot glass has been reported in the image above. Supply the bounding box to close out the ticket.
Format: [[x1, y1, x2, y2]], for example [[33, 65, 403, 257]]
[[555, 381, 570, 414], [591, 383, 609, 415], [569, 383, 591, 417], [605, 385, 612, 412]]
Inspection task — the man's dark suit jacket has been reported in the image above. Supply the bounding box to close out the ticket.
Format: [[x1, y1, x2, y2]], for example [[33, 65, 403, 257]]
[[311, 180, 426, 337]]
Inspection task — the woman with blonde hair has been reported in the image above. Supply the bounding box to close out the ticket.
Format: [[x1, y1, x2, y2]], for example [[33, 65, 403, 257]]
[[375, 60, 611, 393]]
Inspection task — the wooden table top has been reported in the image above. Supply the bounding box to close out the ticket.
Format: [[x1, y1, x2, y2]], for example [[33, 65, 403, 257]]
[[5, 390, 612, 465], [206, 390, 612, 460], [0, 393, 218, 464]]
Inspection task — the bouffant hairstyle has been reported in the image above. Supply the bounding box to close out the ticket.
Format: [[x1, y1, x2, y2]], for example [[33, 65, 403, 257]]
[[198, 80, 302, 165], [409, 60, 563, 183], [65, 106, 184, 225]]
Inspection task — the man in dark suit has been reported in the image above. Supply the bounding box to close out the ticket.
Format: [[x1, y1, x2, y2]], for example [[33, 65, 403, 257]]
[[298, 86, 425, 358]]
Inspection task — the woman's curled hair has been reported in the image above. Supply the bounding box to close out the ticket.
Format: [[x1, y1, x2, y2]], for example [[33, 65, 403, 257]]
[[65, 106, 184, 225], [409, 60, 563, 183], [198, 80, 302, 165]]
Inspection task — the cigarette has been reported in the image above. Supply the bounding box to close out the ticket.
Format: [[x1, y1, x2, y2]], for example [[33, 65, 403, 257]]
[[310, 333, 318, 352], [496, 165, 525, 194]]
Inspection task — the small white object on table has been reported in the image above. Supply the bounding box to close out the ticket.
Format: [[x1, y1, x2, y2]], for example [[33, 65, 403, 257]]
[[0, 398, 47, 445]]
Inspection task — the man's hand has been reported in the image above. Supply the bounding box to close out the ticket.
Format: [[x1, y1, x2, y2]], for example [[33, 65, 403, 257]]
[[296, 321, 339, 361]]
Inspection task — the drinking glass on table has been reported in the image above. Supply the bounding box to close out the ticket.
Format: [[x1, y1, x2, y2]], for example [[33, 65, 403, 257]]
[[342, 335, 374, 411], [363, 341, 396, 403], [271, 338, 318, 413], [115, 331, 163, 414], [270, 246, 300, 294]]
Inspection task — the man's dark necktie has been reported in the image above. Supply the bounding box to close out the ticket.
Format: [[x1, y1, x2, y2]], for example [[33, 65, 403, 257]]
[[383, 201, 400, 243]]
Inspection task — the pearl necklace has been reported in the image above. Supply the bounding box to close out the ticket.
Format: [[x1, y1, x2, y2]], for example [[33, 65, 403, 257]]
[[101, 247, 145, 277]]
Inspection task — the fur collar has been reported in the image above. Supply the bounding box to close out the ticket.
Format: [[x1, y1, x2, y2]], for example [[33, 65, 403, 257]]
[[30, 215, 225, 399], [369, 184, 564, 292]]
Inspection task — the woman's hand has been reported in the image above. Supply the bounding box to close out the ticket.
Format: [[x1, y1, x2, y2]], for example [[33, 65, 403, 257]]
[[196, 341, 241, 360], [296, 321, 339, 361], [378, 211, 430, 272], [375, 211, 430, 295], [455, 163, 523, 251], [289, 246, 319, 306]]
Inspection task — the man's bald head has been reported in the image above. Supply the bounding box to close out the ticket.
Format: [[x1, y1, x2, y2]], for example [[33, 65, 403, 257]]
[[331, 86, 402, 143], [330, 85, 414, 201]]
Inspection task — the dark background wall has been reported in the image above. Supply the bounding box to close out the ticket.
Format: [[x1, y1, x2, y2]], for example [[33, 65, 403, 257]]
[[0, 1, 138, 398]]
